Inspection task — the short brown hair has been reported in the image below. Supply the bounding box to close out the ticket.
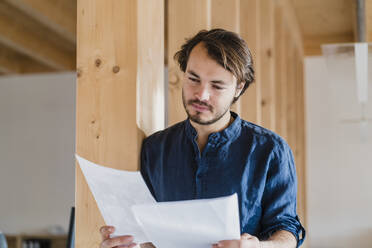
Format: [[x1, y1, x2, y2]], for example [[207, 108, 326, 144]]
[[174, 29, 255, 103]]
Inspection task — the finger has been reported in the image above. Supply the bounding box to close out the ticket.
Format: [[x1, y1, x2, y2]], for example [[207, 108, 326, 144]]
[[241, 233, 253, 240], [101, 235, 134, 248], [217, 240, 239, 248], [116, 243, 137, 248], [100, 226, 115, 240]]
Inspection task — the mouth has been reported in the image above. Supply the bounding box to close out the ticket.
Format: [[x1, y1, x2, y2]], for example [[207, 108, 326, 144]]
[[190, 102, 210, 112]]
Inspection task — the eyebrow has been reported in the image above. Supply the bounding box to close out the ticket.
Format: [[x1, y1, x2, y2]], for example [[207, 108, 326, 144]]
[[186, 70, 227, 85]]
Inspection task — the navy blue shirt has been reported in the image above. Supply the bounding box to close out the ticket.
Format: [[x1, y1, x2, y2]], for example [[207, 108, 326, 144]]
[[140, 112, 305, 246]]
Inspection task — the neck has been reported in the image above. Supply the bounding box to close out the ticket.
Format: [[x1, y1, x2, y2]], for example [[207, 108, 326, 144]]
[[190, 111, 233, 153]]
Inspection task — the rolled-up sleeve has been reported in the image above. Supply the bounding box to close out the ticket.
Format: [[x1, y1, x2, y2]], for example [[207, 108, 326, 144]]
[[259, 140, 306, 247]]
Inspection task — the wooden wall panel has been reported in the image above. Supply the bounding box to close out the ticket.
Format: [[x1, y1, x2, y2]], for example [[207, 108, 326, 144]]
[[211, 0, 241, 115], [76, 0, 164, 247], [259, 0, 276, 131], [167, 0, 211, 126], [274, 6, 284, 136], [239, 0, 262, 125]]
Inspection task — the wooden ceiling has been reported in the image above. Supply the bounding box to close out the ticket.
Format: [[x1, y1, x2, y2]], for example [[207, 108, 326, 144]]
[[0, 0, 76, 75], [291, 0, 358, 56], [0, 0, 368, 76]]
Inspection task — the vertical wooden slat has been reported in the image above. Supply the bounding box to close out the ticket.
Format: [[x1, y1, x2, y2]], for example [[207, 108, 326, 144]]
[[211, 0, 241, 115], [295, 55, 307, 230], [239, 0, 262, 125], [274, 5, 284, 136], [286, 42, 296, 151], [76, 0, 164, 247], [259, 0, 276, 131], [167, 0, 211, 126]]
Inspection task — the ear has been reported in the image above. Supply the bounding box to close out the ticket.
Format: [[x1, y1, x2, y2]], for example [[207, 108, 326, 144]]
[[235, 82, 245, 98]]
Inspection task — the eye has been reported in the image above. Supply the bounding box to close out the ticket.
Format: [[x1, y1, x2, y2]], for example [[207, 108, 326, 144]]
[[212, 85, 224, 90], [188, 77, 199, 83]]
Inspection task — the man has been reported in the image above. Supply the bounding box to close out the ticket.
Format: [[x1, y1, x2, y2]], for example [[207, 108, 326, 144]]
[[100, 29, 305, 248]]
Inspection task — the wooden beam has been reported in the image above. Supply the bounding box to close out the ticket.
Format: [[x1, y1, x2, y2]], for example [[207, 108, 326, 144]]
[[0, 43, 52, 74], [167, 0, 211, 126], [76, 0, 164, 247], [4, 0, 76, 43], [239, 0, 262, 125], [304, 33, 354, 56], [0, 1, 75, 70]]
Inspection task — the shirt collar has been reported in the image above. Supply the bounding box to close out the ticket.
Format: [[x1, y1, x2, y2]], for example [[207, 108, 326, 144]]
[[184, 111, 242, 143]]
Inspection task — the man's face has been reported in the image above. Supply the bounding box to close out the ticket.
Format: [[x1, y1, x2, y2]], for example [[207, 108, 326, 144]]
[[182, 43, 243, 125]]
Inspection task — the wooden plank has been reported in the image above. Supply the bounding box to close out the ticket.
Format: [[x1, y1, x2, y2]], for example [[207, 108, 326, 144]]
[[167, 0, 211, 126], [4, 0, 76, 43], [239, 0, 262, 125], [274, 6, 284, 136], [0, 1, 75, 70], [259, 0, 276, 131], [286, 41, 296, 151], [277, 0, 304, 57], [211, 0, 239, 32], [0, 43, 52, 74], [295, 54, 307, 232], [211, 0, 241, 114], [76, 0, 164, 247]]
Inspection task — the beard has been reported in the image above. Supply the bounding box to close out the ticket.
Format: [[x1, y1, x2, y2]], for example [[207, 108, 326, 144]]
[[182, 89, 233, 125]]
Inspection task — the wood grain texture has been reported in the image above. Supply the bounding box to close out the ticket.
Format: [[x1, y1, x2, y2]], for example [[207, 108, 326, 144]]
[[366, 0, 372, 41], [211, 0, 241, 114], [274, 6, 285, 137], [76, 0, 164, 247], [259, 0, 276, 131], [167, 0, 211, 126], [239, 0, 262, 124]]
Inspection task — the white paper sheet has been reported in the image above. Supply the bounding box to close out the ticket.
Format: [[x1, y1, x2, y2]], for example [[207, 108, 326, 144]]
[[76, 154, 241, 247], [132, 194, 241, 248], [76, 154, 155, 243]]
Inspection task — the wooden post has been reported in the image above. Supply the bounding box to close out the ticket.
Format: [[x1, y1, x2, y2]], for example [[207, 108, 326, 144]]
[[76, 0, 164, 247], [167, 0, 211, 126]]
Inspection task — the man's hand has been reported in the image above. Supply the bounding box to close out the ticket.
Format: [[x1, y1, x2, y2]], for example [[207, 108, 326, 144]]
[[212, 233, 261, 248], [99, 225, 137, 248]]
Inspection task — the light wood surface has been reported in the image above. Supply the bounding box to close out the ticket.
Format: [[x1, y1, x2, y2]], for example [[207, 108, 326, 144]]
[[259, 0, 276, 131], [211, 0, 241, 114], [0, 1, 75, 70], [4, 0, 76, 43], [167, 0, 211, 126], [76, 1, 164, 247], [239, 0, 262, 125]]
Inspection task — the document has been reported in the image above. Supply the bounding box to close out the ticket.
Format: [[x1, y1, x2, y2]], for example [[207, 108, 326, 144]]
[[76, 154, 241, 247], [76, 154, 155, 243]]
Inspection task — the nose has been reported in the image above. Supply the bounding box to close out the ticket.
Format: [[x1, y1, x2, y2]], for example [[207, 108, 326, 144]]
[[195, 83, 210, 101]]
